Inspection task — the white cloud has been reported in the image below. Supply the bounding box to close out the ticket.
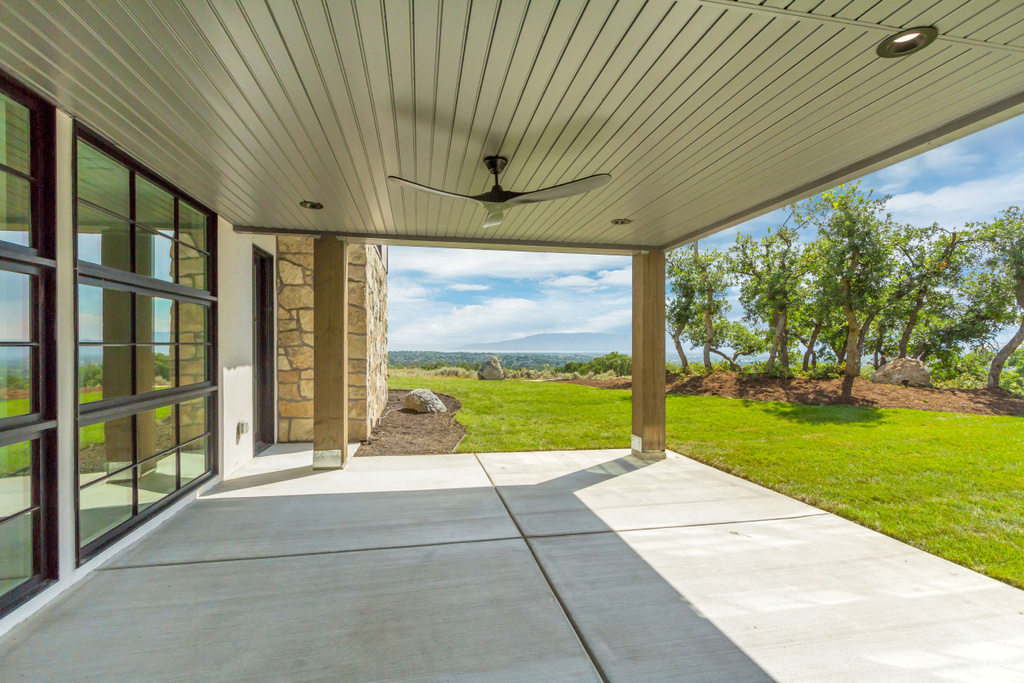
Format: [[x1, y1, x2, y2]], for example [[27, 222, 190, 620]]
[[887, 170, 1024, 227], [541, 268, 631, 291], [389, 247, 629, 282], [448, 283, 490, 291], [873, 139, 984, 193], [388, 277, 431, 303]]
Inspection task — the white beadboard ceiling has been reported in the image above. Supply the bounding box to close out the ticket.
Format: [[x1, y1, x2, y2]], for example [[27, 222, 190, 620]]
[[2, 1, 1024, 253]]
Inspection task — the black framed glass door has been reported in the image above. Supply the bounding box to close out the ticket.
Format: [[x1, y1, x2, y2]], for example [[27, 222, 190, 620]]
[[253, 247, 274, 453]]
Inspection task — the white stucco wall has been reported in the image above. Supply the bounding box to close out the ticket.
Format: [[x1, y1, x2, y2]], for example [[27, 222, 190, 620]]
[[217, 217, 276, 477]]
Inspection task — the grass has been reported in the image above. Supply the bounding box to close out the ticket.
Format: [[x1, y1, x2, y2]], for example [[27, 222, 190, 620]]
[[389, 375, 1024, 589]]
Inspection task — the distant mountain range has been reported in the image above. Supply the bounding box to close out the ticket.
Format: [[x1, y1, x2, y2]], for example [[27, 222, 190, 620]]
[[459, 332, 632, 354]]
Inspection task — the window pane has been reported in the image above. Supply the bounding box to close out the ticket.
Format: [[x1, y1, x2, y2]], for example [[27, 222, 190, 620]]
[[0, 172, 31, 248], [78, 416, 132, 486], [79, 475, 132, 547], [178, 302, 207, 344], [136, 229, 175, 283], [0, 514, 34, 596], [78, 285, 131, 343], [135, 177, 174, 235], [180, 435, 208, 485], [179, 397, 207, 443], [0, 440, 33, 518], [137, 405, 176, 460], [78, 345, 132, 402], [0, 93, 30, 175], [178, 345, 207, 386], [136, 295, 172, 344], [0, 346, 32, 418], [178, 202, 206, 252], [136, 345, 175, 394], [177, 244, 206, 291], [77, 141, 129, 218], [0, 269, 31, 342], [137, 452, 176, 512], [76, 203, 130, 271]]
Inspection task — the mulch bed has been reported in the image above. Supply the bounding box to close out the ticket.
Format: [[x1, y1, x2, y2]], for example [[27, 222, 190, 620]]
[[558, 373, 1024, 418], [356, 389, 466, 456]]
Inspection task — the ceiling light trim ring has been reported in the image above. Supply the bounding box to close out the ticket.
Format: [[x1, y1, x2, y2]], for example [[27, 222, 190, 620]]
[[876, 27, 939, 59]]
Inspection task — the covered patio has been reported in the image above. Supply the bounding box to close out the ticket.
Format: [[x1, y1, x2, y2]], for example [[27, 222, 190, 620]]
[[3, 446, 1023, 681]]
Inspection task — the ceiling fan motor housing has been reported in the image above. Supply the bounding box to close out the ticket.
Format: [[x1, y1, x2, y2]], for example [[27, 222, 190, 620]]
[[483, 156, 508, 175]]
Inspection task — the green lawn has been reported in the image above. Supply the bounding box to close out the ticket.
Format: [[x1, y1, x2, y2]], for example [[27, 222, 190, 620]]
[[389, 375, 1024, 588]]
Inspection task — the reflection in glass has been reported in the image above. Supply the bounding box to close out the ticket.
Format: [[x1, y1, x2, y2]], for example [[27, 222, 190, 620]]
[[179, 397, 207, 443], [0, 440, 33, 518], [78, 346, 132, 402], [79, 476, 132, 547], [178, 302, 207, 344], [137, 296, 173, 344], [137, 452, 176, 512], [180, 435, 208, 485], [177, 244, 206, 291], [0, 172, 31, 248], [77, 285, 131, 343], [77, 141, 129, 218], [0, 93, 30, 175], [178, 202, 206, 252], [137, 345, 175, 393], [0, 269, 31, 342], [137, 405, 176, 460], [178, 345, 207, 386], [0, 346, 32, 418], [78, 416, 132, 485], [76, 204, 130, 271], [135, 176, 174, 235], [0, 514, 34, 596], [136, 229, 175, 283]]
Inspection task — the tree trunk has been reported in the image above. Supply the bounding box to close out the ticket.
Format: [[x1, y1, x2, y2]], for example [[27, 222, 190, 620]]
[[872, 323, 886, 369], [766, 311, 784, 371], [710, 348, 741, 371], [988, 318, 1024, 388], [898, 294, 927, 358], [703, 307, 713, 372], [780, 314, 790, 369], [671, 326, 689, 371], [989, 281, 1024, 388], [801, 324, 821, 372], [843, 304, 861, 378], [856, 312, 876, 360]]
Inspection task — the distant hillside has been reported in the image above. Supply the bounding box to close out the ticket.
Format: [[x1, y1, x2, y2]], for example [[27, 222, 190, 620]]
[[389, 350, 596, 370], [458, 332, 632, 354]]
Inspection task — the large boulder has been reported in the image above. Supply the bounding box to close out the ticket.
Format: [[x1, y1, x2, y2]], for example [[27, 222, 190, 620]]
[[478, 356, 505, 381], [870, 358, 931, 387], [405, 389, 447, 413]]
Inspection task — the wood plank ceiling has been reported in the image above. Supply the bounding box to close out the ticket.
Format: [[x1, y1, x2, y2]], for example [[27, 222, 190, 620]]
[[2, 1, 1023, 253]]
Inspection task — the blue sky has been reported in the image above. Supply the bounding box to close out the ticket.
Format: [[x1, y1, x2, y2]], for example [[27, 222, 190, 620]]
[[388, 114, 1024, 351]]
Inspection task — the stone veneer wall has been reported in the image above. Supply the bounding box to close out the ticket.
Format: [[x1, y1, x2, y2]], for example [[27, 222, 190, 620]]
[[276, 237, 388, 442]]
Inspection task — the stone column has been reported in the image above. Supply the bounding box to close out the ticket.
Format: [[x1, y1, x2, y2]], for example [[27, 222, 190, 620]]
[[631, 250, 666, 461]]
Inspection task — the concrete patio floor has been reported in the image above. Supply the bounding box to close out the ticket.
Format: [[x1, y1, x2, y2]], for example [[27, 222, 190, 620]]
[[2, 446, 1024, 681]]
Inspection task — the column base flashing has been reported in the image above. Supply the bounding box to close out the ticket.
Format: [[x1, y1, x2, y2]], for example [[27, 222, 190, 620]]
[[632, 449, 667, 461]]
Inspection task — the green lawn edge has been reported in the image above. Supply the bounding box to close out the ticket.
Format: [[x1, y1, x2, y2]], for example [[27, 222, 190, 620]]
[[389, 375, 1024, 589]]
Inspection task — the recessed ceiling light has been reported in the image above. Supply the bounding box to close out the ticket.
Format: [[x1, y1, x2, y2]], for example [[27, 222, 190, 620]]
[[299, 200, 323, 210], [876, 26, 937, 58], [611, 218, 632, 225]]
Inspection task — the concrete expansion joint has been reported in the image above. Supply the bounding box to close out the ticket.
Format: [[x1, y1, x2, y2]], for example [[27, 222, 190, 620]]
[[520, 512, 832, 541], [97, 535, 526, 572]]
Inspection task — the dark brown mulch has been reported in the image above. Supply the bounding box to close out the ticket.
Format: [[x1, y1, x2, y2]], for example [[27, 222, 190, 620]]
[[558, 373, 1024, 418], [356, 389, 466, 456]]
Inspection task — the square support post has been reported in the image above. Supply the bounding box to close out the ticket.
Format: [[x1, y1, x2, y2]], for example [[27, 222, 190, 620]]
[[632, 250, 666, 461], [313, 236, 350, 468]]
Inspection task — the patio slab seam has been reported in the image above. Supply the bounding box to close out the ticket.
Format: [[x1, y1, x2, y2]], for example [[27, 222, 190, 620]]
[[474, 453, 613, 683], [515, 510, 831, 540], [96, 534, 525, 571]]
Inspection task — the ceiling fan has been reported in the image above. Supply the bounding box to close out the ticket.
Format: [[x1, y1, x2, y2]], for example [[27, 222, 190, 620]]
[[387, 156, 611, 229]]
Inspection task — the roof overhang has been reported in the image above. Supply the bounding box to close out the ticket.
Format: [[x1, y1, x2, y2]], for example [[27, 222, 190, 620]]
[[3, 0, 1023, 253]]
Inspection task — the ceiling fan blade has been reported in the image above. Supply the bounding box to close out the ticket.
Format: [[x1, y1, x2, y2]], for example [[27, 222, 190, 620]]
[[388, 175, 475, 202], [506, 174, 611, 205], [481, 204, 506, 229]]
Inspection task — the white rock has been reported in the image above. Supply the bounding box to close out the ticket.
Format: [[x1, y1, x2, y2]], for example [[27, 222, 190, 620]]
[[405, 389, 447, 413], [478, 356, 504, 381], [870, 358, 931, 387]]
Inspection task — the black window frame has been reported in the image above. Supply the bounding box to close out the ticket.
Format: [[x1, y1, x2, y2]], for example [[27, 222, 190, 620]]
[[0, 70, 58, 617], [73, 124, 218, 564]]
